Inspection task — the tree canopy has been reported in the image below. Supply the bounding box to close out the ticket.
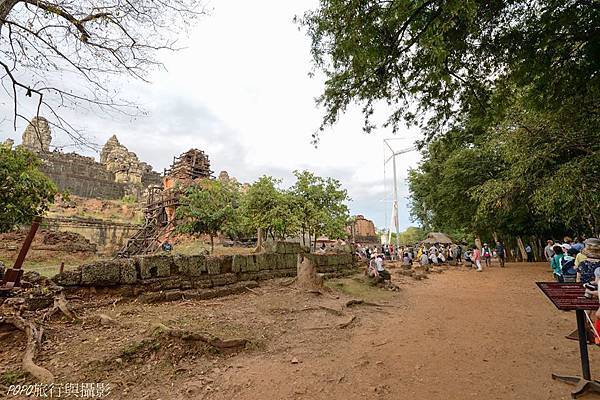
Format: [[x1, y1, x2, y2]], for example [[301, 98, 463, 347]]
[[291, 170, 351, 248], [298, 0, 598, 141], [176, 179, 240, 253], [0, 143, 57, 233], [300, 0, 599, 240]]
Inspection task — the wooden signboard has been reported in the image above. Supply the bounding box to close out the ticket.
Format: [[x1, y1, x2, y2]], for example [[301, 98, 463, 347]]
[[536, 282, 599, 311]]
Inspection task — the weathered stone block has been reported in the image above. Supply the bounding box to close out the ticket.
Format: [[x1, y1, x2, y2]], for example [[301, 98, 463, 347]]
[[206, 257, 221, 275], [81, 262, 120, 286], [255, 254, 268, 270], [232, 255, 247, 273], [284, 253, 297, 269], [53, 269, 81, 286], [211, 273, 237, 287], [119, 259, 138, 284], [220, 256, 233, 273], [139, 255, 173, 279], [164, 290, 184, 302], [173, 255, 206, 277], [243, 255, 257, 272]]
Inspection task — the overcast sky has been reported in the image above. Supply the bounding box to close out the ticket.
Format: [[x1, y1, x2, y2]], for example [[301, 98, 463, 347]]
[[0, 0, 422, 231]]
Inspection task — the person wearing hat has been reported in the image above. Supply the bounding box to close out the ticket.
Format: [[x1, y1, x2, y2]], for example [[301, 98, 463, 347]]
[[577, 238, 600, 284]]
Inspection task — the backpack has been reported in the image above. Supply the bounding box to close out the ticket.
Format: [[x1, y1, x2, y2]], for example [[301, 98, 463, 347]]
[[561, 256, 576, 276]]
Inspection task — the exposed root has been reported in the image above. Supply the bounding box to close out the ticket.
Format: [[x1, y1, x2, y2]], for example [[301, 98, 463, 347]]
[[43, 292, 78, 321], [1, 316, 54, 383], [337, 315, 357, 329], [305, 315, 357, 330], [150, 323, 249, 350], [298, 305, 344, 316], [345, 299, 395, 308], [280, 277, 297, 287], [244, 286, 261, 296]]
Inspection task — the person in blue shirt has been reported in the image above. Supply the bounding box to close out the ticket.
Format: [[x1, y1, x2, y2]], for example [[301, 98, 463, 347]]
[[550, 245, 565, 282]]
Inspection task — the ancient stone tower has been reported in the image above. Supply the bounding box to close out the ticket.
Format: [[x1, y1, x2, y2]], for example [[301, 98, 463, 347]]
[[22, 116, 52, 152]]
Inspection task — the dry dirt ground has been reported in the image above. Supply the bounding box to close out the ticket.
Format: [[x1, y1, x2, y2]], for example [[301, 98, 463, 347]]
[[2, 262, 600, 400]]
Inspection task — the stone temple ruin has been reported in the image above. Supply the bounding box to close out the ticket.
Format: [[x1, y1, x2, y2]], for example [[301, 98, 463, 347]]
[[19, 117, 162, 200], [118, 149, 213, 257], [6, 116, 220, 256]]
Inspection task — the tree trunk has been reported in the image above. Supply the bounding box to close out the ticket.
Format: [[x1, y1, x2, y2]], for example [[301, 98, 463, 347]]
[[255, 228, 264, 253], [516, 236, 527, 262], [296, 254, 323, 290], [0, 0, 18, 25], [210, 235, 214, 254]]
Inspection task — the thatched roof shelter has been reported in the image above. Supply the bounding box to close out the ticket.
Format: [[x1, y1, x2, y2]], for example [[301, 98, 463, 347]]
[[420, 232, 454, 245]]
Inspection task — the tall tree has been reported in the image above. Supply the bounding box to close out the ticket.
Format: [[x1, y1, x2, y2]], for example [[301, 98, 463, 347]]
[[298, 0, 599, 141], [291, 170, 350, 249], [0, 142, 57, 232], [241, 176, 300, 246], [176, 179, 240, 253], [0, 0, 205, 145]]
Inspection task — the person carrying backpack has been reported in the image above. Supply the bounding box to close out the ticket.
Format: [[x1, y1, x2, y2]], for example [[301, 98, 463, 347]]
[[482, 243, 492, 268]]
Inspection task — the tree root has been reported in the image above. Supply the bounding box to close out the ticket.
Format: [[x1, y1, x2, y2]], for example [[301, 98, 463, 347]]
[[244, 286, 261, 296], [337, 315, 356, 329], [345, 299, 395, 308], [306, 315, 357, 330], [298, 305, 344, 316], [280, 277, 297, 287], [1, 316, 54, 383], [43, 292, 78, 321], [150, 323, 249, 350]]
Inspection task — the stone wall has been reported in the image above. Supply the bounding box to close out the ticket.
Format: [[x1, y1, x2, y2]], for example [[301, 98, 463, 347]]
[[20, 117, 162, 200], [53, 244, 356, 299], [38, 152, 127, 199], [43, 217, 141, 255]]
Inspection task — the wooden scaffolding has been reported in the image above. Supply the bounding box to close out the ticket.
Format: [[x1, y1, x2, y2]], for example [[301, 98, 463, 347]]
[[117, 149, 213, 257]]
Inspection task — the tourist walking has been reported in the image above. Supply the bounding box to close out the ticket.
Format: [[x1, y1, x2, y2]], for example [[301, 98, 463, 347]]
[[472, 246, 482, 272], [482, 243, 492, 267], [550, 245, 565, 282], [495, 241, 506, 268], [525, 244, 534, 262]]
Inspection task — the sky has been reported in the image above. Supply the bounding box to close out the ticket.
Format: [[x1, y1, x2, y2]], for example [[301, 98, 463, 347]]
[[0, 0, 423, 231]]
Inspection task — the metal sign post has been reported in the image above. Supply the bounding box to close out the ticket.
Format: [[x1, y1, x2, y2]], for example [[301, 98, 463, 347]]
[[537, 282, 600, 398]]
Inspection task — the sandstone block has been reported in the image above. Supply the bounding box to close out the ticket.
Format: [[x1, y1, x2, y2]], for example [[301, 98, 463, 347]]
[[119, 259, 138, 284], [243, 255, 257, 272], [206, 257, 221, 275], [232, 255, 247, 273], [173, 255, 206, 277], [81, 262, 120, 286], [139, 255, 173, 279], [284, 253, 297, 269], [53, 269, 81, 286], [220, 256, 233, 273]]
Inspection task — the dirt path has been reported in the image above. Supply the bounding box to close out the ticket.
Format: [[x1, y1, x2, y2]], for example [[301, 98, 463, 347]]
[[4, 262, 600, 399], [212, 262, 600, 400]]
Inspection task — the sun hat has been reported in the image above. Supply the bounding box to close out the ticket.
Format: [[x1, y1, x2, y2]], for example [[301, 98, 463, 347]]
[[582, 238, 600, 259]]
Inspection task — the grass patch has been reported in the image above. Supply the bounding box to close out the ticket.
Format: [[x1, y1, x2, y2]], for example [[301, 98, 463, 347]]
[[326, 276, 395, 302], [120, 339, 161, 361], [0, 369, 28, 385]]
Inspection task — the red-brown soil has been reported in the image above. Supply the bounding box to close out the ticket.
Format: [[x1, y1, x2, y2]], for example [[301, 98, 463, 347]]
[[2, 262, 599, 399]]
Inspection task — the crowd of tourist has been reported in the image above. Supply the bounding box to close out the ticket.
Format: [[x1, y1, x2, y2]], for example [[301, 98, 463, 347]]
[[356, 241, 510, 278], [543, 237, 600, 284]]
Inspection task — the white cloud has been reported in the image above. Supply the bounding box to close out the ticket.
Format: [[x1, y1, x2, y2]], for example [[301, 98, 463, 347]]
[[0, 0, 423, 231]]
